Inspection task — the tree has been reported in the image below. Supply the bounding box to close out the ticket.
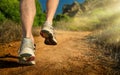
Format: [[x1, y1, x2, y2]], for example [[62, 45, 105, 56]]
[[0, 0, 20, 23]]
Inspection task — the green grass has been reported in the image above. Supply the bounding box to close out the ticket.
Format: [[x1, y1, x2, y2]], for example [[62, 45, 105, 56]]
[[54, 16, 99, 31]]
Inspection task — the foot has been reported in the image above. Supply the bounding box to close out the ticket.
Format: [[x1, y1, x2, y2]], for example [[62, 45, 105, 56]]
[[18, 38, 35, 65], [40, 21, 57, 45]]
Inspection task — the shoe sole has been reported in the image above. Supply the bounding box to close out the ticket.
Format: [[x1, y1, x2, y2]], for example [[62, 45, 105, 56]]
[[40, 30, 57, 45], [19, 53, 35, 65]]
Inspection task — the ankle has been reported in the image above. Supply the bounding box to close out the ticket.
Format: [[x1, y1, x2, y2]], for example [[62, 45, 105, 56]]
[[45, 20, 53, 25], [22, 36, 34, 44]]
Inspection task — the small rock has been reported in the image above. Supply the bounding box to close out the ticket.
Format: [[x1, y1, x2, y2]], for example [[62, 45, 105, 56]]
[[9, 44, 13, 47]]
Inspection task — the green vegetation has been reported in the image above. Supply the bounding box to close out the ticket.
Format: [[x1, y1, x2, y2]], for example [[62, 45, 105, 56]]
[[0, 0, 20, 23], [0, 0, 45, 26], [0, 11, 6, 22]]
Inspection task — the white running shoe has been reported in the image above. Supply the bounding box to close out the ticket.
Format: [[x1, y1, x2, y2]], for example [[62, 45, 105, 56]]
[[40, 21, 57, 45], [18, 38, 35, 65]]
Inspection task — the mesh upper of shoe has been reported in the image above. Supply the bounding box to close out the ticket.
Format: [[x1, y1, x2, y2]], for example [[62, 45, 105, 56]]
[[19, 38, 35, 56], [42, 21, 54, 34]]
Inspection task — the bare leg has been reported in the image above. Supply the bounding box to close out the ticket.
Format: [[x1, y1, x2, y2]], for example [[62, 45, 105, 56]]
[[20, 0, 36, 43], [46, 0, 59, 24], [40, 0, 59, 45]]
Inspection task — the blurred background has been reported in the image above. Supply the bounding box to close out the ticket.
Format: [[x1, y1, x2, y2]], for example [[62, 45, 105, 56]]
[[39, 0, 85, 14]]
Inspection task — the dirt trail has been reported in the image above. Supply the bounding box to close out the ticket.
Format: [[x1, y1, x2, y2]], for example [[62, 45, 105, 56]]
[[0, 31, 113, 75]]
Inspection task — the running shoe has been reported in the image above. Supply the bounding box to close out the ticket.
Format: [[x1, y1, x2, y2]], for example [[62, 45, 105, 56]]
[[40, 21, 57, 45], [18, 38, 35, 65]]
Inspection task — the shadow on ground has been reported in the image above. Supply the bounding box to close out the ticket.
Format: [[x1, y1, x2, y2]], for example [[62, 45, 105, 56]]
[[0, 54, 29, 68]]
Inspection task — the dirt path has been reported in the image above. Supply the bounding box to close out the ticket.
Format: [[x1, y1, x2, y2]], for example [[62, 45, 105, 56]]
[[0, 31, 113, 75]]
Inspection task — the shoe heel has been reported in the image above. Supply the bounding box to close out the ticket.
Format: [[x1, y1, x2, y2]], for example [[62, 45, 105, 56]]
[[40, 30, 50, 38]]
